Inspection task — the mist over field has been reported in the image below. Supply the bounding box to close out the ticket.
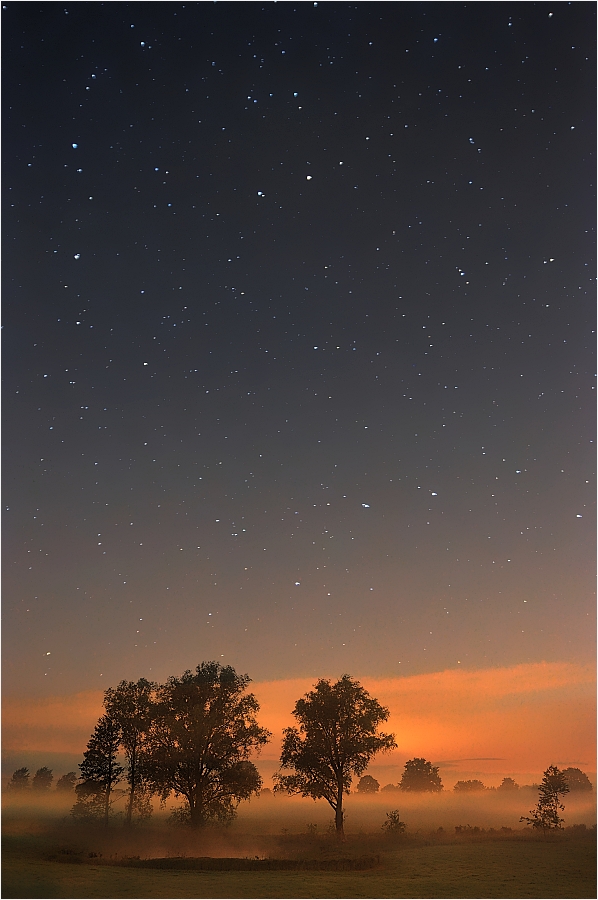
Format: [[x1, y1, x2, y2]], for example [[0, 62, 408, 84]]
[[3, 781, 595, 843]]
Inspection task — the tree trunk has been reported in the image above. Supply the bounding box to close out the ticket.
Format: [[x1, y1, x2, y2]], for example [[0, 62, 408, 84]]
[[335, 782, 345, 840], [125, 750, 135, 827], [104, 784, 111, 826]]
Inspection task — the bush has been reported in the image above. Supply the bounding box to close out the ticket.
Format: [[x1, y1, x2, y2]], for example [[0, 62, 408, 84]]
[[382, 810, 406, 834]]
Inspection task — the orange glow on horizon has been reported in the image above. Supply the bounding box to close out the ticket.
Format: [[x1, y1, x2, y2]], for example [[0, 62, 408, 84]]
[[3, 661, 595, 778]]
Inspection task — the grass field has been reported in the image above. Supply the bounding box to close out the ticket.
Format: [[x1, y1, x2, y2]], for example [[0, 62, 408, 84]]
[[2, 805, 596, 899]]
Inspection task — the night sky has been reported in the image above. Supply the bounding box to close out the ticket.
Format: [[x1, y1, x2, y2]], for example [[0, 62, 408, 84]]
[[4, 2, 595, 700]]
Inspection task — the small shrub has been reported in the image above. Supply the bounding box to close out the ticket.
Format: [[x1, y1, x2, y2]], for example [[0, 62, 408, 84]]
[[382, 810, 406, 834]]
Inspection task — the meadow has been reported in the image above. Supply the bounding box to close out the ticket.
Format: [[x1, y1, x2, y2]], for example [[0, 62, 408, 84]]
[[2, 790, 596, 899]]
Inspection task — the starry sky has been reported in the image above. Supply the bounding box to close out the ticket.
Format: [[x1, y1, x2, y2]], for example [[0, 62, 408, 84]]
[[4, 2, 595, 701]]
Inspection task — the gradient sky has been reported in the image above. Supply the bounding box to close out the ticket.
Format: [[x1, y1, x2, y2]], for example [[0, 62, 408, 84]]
[[3, 3, 595, 716]]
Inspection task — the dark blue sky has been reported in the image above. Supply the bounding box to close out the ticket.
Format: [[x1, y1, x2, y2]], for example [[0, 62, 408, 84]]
[[4, 2, 595, 696]]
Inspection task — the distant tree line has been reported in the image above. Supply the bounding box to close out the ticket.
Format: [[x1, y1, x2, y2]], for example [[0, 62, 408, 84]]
[[6, 767, 76, 793], [6, 661, 592, 839]]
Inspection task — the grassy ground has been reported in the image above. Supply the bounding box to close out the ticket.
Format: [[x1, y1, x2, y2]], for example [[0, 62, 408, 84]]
[[2, 816, 595, 899]]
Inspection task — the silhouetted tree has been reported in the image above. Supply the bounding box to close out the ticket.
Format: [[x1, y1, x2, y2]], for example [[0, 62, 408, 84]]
[[454, 779, 486, 792], [382, 809, 406, 834], [73, 715, 124, 825], [562, 768, 593, 792], [520, 765, 570, 833], [357, 774, 380, 793], [381, 782, 400, 792], [143, 662, 270, 827], [56, 772, 77, 792], [7, 767, 30, 792], [104, 678, 156, 826], [399, 758, 443, 792], [497, 777, 519, 792], [274, 675, 396, 838], [32, 767, 53, 792]]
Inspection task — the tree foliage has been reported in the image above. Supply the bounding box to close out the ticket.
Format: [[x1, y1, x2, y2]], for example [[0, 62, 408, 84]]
[[7, 767, 30, 792], [453, 779, 486, 792], [357, 775, 380, 793], [104, 678, 156, 826], [520, 765, 570, 833], [382, 809, 406, 834], [142, 662, 270, 827], [274, 675, 396, 838], [73, 715, 124, 825], [56, 772, 77, 792], [562, 767, 592, 792], [399, 758, 443, 792], [32, 767, 53, 792], [497, 777, 519, 791]]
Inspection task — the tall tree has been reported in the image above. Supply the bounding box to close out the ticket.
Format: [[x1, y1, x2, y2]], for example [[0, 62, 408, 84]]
[[399, 758, 443, 792], [74, 715, 124, 825], [520, 765, 570, 833], [32, 767, 53, 792], [274, 675, 396, 838], [7, 767, 30, 792], [104, 678, 156, 826], [143, 662, 270, 827]]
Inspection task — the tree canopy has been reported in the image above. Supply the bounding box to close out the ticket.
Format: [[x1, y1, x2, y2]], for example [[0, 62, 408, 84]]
[[32, 767, 53, 792], [7, 768, 30, 792], [357, 774, 380, 793], [497, 777, 519, 791], [142, 662, 270, 827], [56, 772, 77, 792], [274, 675, 396, 837], [399, 758, 443, 792], [562, 767, 592, 792]]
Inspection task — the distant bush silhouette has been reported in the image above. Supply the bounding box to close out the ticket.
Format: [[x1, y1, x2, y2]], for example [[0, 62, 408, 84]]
[[497, 777, 519, 791], [453, 779, 486, 792], [399, 758, 443, 792], [357, 775, 380, 793], [56, 772, 77, 792], [381, 783, 400, 792], [7, 768, 30, 792], [32, 767, 53, 792]]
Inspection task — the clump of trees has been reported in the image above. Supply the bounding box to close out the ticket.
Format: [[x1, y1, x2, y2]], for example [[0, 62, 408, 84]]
[[71, 663, 270, 829], [520, 765, 570, 833], [399, 758, 443, 792], [453, 779, 486, 792], [273, 675, 396, 838]]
